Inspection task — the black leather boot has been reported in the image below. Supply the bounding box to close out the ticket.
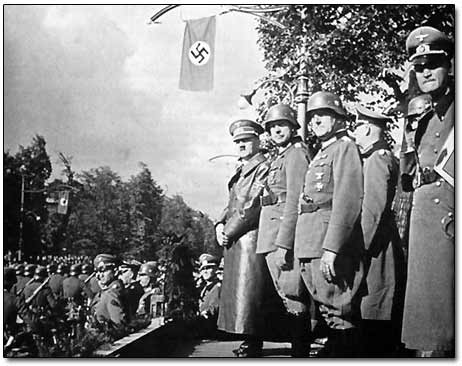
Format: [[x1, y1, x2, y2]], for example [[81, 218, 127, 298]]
[[232, 338, 263, 357], [289, 313, 311, 357], [329, 328, 360, 358]]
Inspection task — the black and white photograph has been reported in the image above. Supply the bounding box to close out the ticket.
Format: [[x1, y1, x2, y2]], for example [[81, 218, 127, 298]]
[[3, 4, 455, 358]]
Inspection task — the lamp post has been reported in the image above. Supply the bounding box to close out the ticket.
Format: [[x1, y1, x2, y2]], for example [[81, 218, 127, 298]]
[[18, 165, 26, 262]]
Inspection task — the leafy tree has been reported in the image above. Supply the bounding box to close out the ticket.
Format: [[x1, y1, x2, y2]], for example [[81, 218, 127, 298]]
[[257, 5, 454, 109], [3, 135, 52, 259], [65, 166, 128, 256]]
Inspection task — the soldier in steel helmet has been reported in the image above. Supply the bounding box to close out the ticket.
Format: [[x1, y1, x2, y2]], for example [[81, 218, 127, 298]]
[[294, 91, 364, 357], [136, 261, 161, 316], [90, 254, 126, 326], [62, 263, 93, 305], [400, 26, 454, 357], [4, 267, 18, 334], [352, 105, 405, 356], [11, 263, 27, 295], [215, 118, 273, 357], [49, 263, 66, 298], [256, 103, 312, 357]]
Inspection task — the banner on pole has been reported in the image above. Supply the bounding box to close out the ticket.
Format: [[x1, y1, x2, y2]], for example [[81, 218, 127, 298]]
[[179, 16, 216, 91], [57, 191, 69, 215]]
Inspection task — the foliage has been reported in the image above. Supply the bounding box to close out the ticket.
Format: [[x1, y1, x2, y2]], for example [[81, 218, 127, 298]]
[[257, 4, 454, 107], [3, 135, 52, 259]]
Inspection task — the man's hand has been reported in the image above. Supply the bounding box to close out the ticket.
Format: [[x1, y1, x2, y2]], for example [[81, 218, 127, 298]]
[[215, 224, 229, 247], [274, 247, 291, 270], [320, 250, 337, 283]]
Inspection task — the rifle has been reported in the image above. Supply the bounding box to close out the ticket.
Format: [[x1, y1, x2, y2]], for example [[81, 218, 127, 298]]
[[17, 278, 35, 296], [25, 277, 51, 305], [84, 272, 96, 285]]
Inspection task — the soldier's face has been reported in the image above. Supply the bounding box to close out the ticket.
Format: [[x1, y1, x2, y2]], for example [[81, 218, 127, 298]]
[[309, 110, 338, 139], [234, 136, 259, 160], [200, 266, 217, 282], [119, 268, 134, 285], [352, 123, 370, 150], [97, 266, 115, 286], [138, 273, 151, 288], [268, 121, 293, 147], [414, 56, 450, 95]]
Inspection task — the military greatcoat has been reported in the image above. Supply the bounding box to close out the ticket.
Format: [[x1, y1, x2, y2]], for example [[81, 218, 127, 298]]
[[359, 140, 404, 320], [400, 90, 454, 351], [216, 152, 273, 335]]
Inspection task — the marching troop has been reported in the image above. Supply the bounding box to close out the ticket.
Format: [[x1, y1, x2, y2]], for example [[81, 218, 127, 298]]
[[3, 25, 454, 358]]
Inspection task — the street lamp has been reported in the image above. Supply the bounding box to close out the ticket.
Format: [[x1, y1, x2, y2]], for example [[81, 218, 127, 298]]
[[18, 164, 26, 262]]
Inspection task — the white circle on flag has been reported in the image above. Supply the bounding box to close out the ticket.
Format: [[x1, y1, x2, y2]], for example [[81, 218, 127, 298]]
[[60, 198, 68, 206], [188, 41, 211, 66]]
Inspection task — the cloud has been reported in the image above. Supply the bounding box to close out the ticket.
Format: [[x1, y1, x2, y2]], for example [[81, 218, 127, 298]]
[[4, 5, 267, 218]]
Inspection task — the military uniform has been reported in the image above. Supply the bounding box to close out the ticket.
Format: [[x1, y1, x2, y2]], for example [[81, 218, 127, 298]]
[[124, 280, 144, 319], [4, 268, 18, 333], [353, 106, 406, 356], [89, 275, 102, 296], [216, 119, 275, 338], [92, 279, 126, 325], [91, 254, 126, 325], [63, 276, 93, 305], [49, 268, 65, 298], [401, 26, 454, 353], [199, 278, 221, 316]]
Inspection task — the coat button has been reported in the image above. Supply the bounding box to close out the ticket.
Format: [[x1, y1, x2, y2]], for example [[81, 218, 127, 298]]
[[434, 149, 438, 154], [435, 132, 440, 138], [434, 198, 440, 204], [436, 181, 441, 187], [448, 212, 453, 217]]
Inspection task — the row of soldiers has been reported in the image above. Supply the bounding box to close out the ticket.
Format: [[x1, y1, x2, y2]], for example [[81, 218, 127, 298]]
[[4, 254, 165, 356], [213, 25, 454, 358]]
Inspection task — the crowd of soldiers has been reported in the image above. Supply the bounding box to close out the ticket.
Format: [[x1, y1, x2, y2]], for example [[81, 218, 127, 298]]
[[3, 254, 168, 356], [211, 25, 454, 358]]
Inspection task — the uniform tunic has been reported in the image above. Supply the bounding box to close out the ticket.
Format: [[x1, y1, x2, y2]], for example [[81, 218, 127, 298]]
[[401, 91, 454, 351], [294, 134, 365, 329], [256, 141, 311, 314], [92, 279, 126, 325], [199, 280, 221, 316], [48, 273, 64, 297], [359, 140, 404, 320], [216, 153, 273, 335], [62, 276, 93, 305]]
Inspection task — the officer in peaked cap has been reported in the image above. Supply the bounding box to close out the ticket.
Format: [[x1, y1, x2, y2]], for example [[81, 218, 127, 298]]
[[257, 103, 312, 357], [352, 105, 404, 356], [91, 254, 126, 325], [406, 26, 453, 62], [401, 25, 454, 357], [119, 260, 143, 320], [198, 254, 221, 317], [216, 116, 271, 357], [229, 119, 264, 142], [294, 91, 364, 356]]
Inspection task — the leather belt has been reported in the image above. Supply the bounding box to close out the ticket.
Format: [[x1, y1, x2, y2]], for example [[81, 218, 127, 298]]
[[299, 201, 331, 214], [261, 193, 286, 206], [413, 166, 439, 188]]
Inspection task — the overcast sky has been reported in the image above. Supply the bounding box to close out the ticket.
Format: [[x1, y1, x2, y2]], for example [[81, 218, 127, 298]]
[[4, 5, 267, 219]]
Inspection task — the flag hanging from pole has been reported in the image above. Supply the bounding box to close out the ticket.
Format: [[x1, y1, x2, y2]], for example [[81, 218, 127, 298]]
[[179, 16, 216, 91], [57, 191, 69, 215]]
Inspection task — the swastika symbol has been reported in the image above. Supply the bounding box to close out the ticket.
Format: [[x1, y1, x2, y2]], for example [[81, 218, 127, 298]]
[[60, 198, 68, 206], [188, 41, 211, 66]]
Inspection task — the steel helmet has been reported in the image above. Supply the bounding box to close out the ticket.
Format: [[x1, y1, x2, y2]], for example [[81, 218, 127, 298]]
[[15, 263, 25, 276], [70, 263, 82, 276], [24, 264, 37, 277], [34, 266, 48, 280], [4, 267, 17, 286], [307, 91, 347, 118], [57, 263, 69, 275], [262, 103, 300, 131], [46, 263, 57, 274], [139, 262, 157, 278], [406, 94, 433, 118], [81, 263, 92, 274]]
